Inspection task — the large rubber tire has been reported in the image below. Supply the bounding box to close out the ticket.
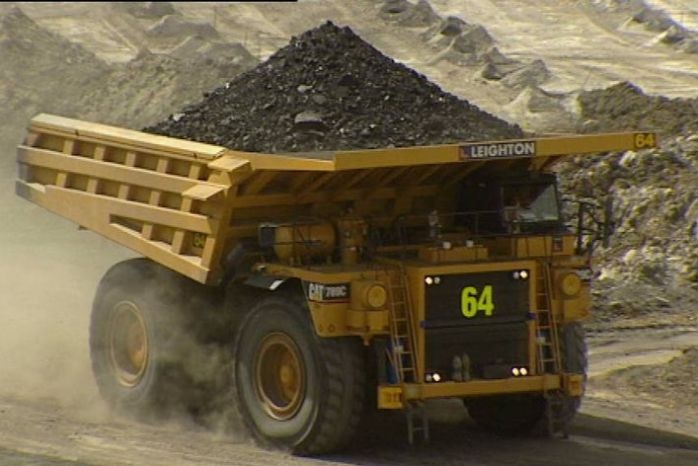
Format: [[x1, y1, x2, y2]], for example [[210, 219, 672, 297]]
[[89, 258, 208, 419], [466, 394, 545, 435], [560, 322, 588, 422], [231, 295, 365, 455], [465, 322, 588, 435]]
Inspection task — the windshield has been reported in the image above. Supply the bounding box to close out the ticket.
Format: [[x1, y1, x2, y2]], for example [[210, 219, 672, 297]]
[[501, 183, 561, 231]]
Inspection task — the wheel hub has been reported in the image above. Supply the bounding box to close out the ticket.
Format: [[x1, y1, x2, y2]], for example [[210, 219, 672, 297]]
[[255, 333, 305, 420], [108, 302, 149, 387]]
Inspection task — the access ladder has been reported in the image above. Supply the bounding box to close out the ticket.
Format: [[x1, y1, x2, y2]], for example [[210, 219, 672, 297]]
[[386, 267, 429, 444], [535, 262, 570, 438]]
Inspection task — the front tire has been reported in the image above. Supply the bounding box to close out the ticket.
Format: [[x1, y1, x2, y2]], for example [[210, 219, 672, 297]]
[[232, 295, 365, 455], [559, 322, 588, 421], [465, 322, 588, 435], [466, 394, 545, 435]]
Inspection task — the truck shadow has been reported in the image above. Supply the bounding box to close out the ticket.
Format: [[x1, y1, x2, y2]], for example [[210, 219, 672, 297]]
[[315, 401, 698, 466]]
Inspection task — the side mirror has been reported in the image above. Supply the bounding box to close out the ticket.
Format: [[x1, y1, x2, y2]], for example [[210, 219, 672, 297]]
[[563, 196, 614, 257]]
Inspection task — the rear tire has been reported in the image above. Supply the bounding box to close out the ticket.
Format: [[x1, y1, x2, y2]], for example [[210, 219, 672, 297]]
[[89, 258, 207, 419], [232, 295, 365, 454]]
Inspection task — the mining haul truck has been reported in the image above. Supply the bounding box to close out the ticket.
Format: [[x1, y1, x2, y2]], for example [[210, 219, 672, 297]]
[[15, 114, 658, 453]]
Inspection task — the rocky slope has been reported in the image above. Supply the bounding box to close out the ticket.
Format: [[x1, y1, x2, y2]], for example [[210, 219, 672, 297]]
[[558, 83, 698, 322], [0, 7, 110, 174], [0, 4, 256, 177]]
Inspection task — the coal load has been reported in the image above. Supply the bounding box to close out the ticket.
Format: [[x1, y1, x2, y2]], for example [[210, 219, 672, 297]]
[[146, 21, 522, 153]]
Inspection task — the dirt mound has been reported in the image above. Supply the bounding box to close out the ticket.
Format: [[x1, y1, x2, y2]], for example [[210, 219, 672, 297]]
[[146, 21, 522, 153], [113, 1, 175, 19], [422, 16, 495, 65], [504, 86, 578, 133], [0, 6, 110, 105], [379, 0, 440, 27], [170, 36, 256, 69], [631, 3, 698, 54], [147, 14, 220, 41], [0, 5, 258, 177], [588, 1, 698, 54], [0, 6, 110, 175], [77, 51, 256, 130], [399, 5, 551, 94], [579, 82, 698, 138], [479, 47, 526, 79]]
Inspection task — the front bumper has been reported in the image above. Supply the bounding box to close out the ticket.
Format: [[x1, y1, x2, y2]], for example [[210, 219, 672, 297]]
[[378, 373, 584, 409]]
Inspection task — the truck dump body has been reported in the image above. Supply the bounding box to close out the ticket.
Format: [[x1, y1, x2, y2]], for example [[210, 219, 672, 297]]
[[16, 113, 657, 285]]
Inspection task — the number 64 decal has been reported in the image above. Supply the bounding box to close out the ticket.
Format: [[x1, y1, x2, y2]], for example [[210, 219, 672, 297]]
[[461, 285, 495, 318]]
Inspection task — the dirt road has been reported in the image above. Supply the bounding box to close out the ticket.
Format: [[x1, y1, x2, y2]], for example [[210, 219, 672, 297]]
[[2, 393, 698, 466]]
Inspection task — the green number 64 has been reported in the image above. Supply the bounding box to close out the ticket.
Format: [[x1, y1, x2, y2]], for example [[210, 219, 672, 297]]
[[461, 285, 494, 318]]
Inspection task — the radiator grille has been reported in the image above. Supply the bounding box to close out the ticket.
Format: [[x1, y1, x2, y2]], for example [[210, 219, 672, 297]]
[[423, 271, 530, 380]]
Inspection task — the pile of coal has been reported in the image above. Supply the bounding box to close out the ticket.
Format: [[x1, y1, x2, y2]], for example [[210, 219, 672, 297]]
[[145, 21, 522, 153]]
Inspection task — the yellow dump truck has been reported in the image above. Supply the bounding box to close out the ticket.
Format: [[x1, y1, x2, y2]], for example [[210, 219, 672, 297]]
[[16, 114, 658, 453]]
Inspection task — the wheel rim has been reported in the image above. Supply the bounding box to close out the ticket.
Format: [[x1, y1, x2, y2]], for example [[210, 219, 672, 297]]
[[254, 333, 306, 420], [108, 301, 149, 387]]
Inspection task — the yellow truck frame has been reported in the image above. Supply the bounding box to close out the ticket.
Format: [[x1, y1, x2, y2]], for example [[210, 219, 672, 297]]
[[16, 113, 658, 453]]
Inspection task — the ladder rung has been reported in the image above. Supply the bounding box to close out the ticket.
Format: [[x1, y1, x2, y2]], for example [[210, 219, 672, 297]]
[[387, 268, 417, 384]]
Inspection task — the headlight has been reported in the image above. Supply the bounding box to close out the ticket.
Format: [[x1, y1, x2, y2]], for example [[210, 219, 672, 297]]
[[424, 276, 441, 286], [353, 280, 388, 309], [363, 283, 387, 309], [559, 272, 582, 297]]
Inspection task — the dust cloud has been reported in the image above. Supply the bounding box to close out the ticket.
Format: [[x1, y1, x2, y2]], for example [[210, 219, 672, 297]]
[[0, 172, 242, 433], [0, 166, 131, 420], [0, 2, 251, 428]]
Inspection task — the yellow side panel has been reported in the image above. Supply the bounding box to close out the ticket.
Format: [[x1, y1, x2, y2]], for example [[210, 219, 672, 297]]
[[378, 386, 404, 409]]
